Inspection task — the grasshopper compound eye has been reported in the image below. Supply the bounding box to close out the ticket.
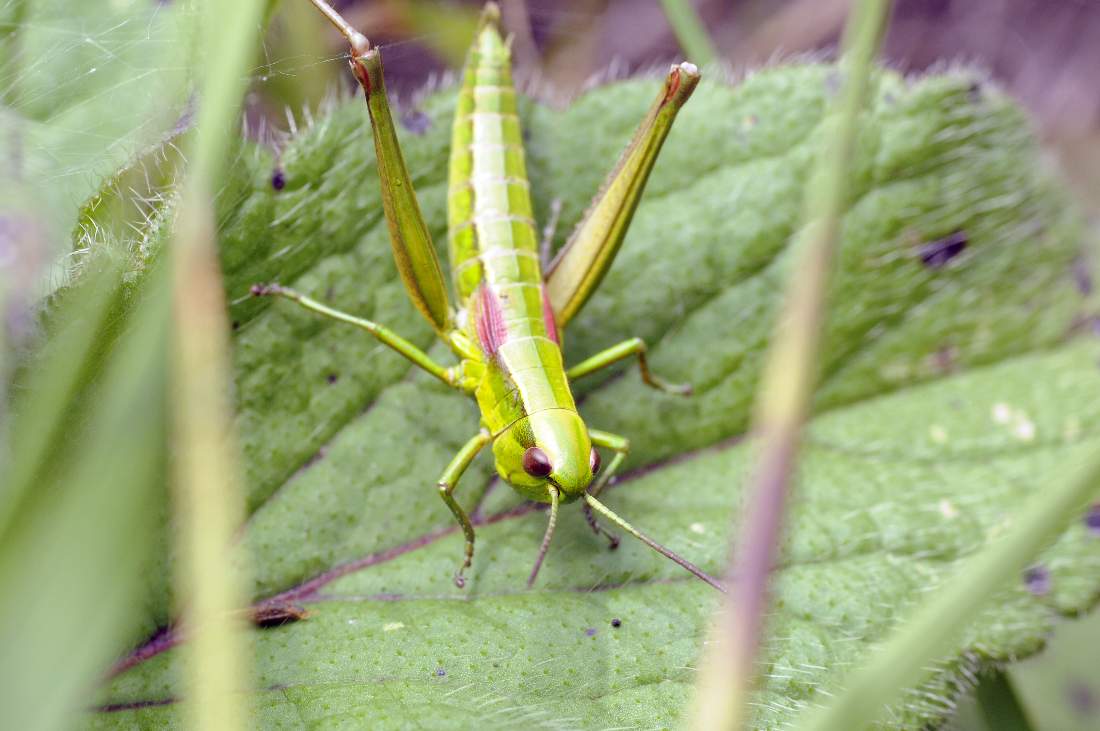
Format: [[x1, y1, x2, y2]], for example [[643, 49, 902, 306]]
[[590, 447, 601, 475], [523, 447, 552, 478]]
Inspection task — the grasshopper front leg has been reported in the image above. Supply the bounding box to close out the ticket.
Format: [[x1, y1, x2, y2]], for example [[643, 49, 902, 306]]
[[567, 337, 691, 395], [251, 284, 459, 387], [437, 429, 492, 588], [582, 429, 630, 547]]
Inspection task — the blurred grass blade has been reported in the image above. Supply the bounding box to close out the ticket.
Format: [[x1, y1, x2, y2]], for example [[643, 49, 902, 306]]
[[169, 0, 266, 727], [658, 0, 718, 65], [262, 0, 338, 113], [402, 0, 481, 68], [0, 261, 169, 731], [793, 452, 1100, 731], [974, 672, 1035, 731], [687, 1, 891, 728], [1, 259, 122, 535]]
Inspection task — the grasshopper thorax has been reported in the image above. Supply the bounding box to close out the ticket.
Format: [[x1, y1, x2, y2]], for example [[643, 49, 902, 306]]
[[493, 410, 596, 503]]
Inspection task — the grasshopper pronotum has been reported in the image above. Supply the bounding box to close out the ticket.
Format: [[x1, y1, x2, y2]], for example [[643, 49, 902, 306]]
[[253, 1, 721, 592]]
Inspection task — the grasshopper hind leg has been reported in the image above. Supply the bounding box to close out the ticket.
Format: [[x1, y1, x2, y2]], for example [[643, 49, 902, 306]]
[[566, 337, 692, 396]]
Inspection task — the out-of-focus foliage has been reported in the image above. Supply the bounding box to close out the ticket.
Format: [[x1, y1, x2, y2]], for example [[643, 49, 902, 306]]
[[0, 0, 193, 259], [0, 3, 183, 728]]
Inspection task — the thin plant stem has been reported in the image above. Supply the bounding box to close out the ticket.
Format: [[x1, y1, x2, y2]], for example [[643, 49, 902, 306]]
[[171, 0, 265, 728], [686, 1, 891, 729], [657, 0, 719, 66], [793, 453, 1100, 730]]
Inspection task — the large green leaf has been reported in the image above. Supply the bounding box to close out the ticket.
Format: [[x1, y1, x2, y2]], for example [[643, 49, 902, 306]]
[[90, 64, 1097, 728]]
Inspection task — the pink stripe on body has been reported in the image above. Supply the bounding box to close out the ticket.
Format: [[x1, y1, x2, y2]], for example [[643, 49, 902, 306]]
[[476, 283, 509, 356], [540, 285, 560, 345]]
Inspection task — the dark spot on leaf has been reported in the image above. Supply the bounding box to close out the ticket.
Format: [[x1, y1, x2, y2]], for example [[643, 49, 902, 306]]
[[968, 80, 984, 104], [1085, 503, 1100, 536], [1023, 565, 1050, 595], [1067, 682, 1096, 716], [231, 320, 240, 331], [919, 230, 968, 269], [610, 618, 622, 628], [585, 628, 597, 637], [1072, 257, 1093, 295], [250, 603, 308, 628], [326, 373, 339, 385], [271, 168, 286, 191], [173, 95, 196, 134], [932, 346, 958, 374], [435, 667, 446, 677], [401, 109, 432, 135]]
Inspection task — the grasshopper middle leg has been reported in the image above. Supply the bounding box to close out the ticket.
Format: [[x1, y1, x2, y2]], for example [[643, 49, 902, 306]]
[[251, 283, 459, 387], [567, 337, 691, 395]]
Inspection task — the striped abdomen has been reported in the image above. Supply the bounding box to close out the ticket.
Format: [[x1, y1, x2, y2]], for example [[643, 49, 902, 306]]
[[447, 23, 573, 436]]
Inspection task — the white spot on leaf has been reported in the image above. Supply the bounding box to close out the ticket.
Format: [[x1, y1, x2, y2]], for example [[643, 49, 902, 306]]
[[1013, 413, 1036, 442]]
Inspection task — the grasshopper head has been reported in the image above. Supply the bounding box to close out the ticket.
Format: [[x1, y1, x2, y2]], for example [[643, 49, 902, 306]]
[[493, 410, 599, 503]]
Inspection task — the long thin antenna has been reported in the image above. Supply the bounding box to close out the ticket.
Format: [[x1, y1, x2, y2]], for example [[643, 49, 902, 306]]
[[305, 0, 370, 55], [527, 486, 560, 588], [584, 493, 726, 593]]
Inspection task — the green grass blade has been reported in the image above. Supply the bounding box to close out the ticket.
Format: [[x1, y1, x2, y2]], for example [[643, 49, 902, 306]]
[[0, 263, 169, 731], [688, 1, 892, 728], [793, 452, 1100, 731], [657, 0, 719, 65], [170, 0, 266, 728], [1, 259, 123, 535], [974, 672, 1035, 731]]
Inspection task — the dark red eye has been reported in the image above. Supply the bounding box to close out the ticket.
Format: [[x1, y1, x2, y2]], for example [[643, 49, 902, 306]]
[[590, 447, 601, 475], [523, 447, 552, 478]]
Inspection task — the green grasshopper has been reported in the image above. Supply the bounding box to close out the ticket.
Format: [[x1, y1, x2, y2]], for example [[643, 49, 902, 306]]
[[253, 0, 722, 592]]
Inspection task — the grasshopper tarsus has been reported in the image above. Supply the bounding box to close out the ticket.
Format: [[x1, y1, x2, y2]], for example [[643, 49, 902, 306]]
[[583, 500, 620, 550], [646, 378, 694, 397], [250, 282, 280, 297]]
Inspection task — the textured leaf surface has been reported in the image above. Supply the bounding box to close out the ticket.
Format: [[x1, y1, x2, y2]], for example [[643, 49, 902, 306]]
[[91, 64, 1098, 729]]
